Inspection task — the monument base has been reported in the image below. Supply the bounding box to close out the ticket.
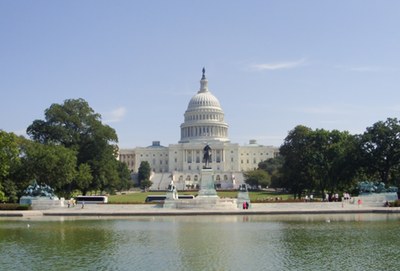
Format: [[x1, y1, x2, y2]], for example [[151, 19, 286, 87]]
[[163, 168, 238, 209], [165, 190, 178, 200], [197, 168, 218, 198], [20, 196, 64, 210], [164, 197, 237, 209]]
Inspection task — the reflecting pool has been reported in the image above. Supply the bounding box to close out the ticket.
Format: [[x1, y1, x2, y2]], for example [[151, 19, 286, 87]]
[[1, 213, 399, 271]]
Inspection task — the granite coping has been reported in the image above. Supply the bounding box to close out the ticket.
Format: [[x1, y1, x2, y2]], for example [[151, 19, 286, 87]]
[[1, 202, 400, 217]]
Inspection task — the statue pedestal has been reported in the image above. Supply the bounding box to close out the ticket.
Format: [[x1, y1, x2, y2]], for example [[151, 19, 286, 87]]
[[163, 168, 237, 209], [165, 191, 177, 200], [197, 168, 218, 198], [19, 196, 64, 210]]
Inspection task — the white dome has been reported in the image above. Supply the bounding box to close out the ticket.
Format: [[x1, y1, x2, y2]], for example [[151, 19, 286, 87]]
[[187, 91, 222, 111], [179, 70, 229, 143]]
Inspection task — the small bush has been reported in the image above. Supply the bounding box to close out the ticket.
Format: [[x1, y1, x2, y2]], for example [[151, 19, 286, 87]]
[[391, 200, 400, 207], [0, 204, 32, 210]]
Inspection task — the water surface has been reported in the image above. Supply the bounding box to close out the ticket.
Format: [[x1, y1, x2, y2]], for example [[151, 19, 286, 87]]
[[1, 214, 399, 271]]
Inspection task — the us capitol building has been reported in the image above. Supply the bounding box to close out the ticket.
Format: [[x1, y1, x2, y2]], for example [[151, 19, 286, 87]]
[[119, 69, 279, 190]]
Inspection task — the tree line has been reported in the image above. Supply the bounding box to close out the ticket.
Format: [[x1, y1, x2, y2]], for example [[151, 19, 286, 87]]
[[246, 118, 400, 198], [2, 98, 400, 202], [0, 98, 132, 202]]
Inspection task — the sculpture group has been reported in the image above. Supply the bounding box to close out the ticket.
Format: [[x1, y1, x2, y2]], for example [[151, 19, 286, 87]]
[[23, 180, 56, 199]]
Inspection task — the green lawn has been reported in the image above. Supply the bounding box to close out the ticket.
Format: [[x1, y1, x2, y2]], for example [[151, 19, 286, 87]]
[[108, 191, 293, 204]]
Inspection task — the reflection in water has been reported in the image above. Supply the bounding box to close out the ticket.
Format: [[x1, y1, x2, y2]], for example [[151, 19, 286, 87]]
[[278, 217, 400, 271], [0, 214, 399, 271], [0, 220, 115, 270]]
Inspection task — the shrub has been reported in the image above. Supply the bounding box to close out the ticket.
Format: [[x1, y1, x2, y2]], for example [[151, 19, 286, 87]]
[[391, 200, 400, 207], [0, 204, 32, 210]]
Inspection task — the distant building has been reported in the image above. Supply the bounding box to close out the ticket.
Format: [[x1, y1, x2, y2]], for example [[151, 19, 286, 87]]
[[119, 69, 279, 189]]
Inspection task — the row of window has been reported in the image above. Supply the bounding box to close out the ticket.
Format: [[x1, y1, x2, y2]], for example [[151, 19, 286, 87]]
[[152, 168, 169, 173], [151, 159, 169, 165], [187, 157, 222, 163], [241, 153, 269, 156], [185, 113, 223, 122], [187, 150, 222, 154], [140, 153, 169, 157], [176, 174, 230, 182], [181, 126, 227, 138], [241, 159, 264, 164], [123, 152, 270, 158], [127, 157, 262, 168]]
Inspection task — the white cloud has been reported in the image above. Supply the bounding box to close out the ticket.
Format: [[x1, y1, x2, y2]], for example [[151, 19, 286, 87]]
[[104, 106, 127, 123], [335, 65, 384, 72], [250, 58, 307, 71]]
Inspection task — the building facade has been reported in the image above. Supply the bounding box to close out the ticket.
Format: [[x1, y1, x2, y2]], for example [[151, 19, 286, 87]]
[[119, 69, 279, 189]]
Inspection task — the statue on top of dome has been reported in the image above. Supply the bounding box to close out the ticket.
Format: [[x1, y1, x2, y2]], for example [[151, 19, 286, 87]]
[[202, 67, 206, 79]]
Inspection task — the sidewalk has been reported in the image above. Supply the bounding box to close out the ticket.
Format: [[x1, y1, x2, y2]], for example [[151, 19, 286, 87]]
[[2, 202, 400, 217]]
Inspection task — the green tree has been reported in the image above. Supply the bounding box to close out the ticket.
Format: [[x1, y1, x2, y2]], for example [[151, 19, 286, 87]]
[[280, 125, 314, 198], [0, 131, 21, 202], [258, 156, 284, 189], [20, 140, 77, 197], [279, 126, 359, 197], [74, 163, 93, 195], [0, 190, 5, 203], [26, 98, 122, 194], [308, 129, 357, 195], [116, 161, 133, 191], [279, 125, 359, 198], [140, 179, 153, 191], [1, 179, 18, 203], [138, 161, 151, 185], [258, 156, 283, 175], [244, 169, 270, 189], [0, 131, 20, 180], [358, 118, 400, 185]]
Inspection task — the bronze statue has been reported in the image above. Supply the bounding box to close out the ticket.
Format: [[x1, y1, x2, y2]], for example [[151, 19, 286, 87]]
[[203, 144, 212, 168]]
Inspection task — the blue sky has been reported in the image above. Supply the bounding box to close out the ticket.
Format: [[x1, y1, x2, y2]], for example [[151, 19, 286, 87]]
[[1, 1, 400, 148]]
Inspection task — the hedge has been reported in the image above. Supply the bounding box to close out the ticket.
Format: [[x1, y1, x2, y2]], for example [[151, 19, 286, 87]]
[[0, 204, 32, 210]]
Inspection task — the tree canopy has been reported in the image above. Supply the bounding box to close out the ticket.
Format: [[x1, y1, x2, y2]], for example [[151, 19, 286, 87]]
[[244, 169, 270, 188], [0, 131, 19, 180], [3, 100, 400, 202], [269, 126, 358, 198], [0, 131, 21, 202], [358, 118, 400, 186], [138, 161, 151, 185], [19, 140, 77, 196], [26, 98, 131, 196]]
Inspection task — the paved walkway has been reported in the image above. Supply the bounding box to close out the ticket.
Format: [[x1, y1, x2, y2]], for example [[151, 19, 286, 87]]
[[2, 201, 400, 217]]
